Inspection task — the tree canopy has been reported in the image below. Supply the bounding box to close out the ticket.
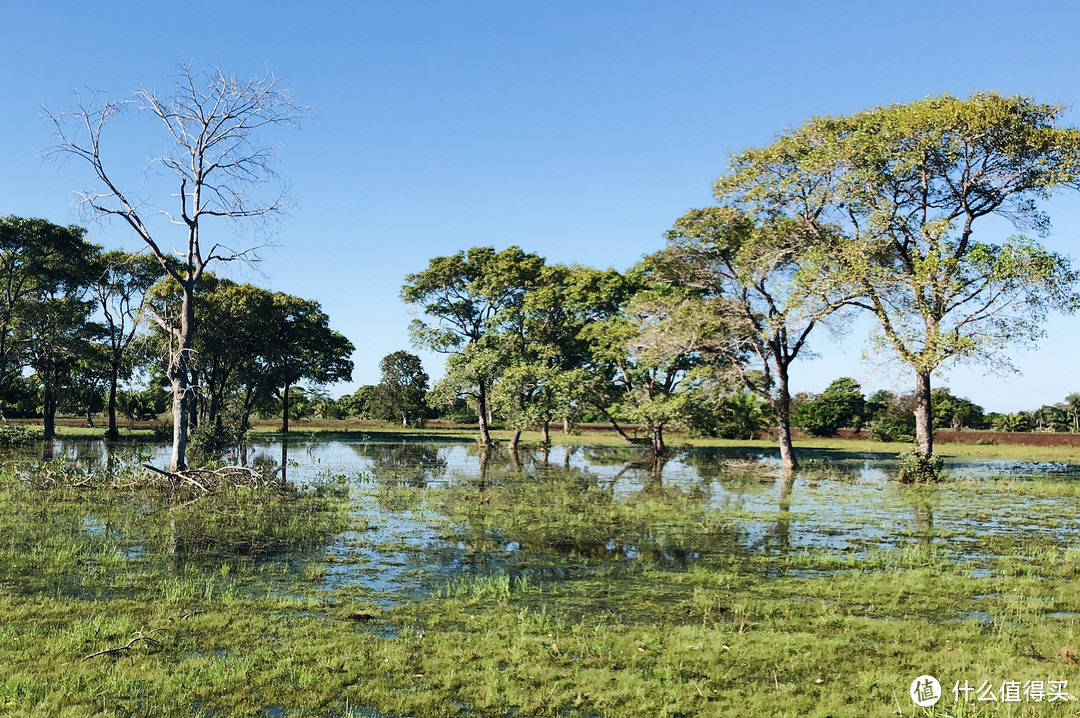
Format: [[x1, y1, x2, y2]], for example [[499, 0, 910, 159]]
[[715, 92, 1080, 462]]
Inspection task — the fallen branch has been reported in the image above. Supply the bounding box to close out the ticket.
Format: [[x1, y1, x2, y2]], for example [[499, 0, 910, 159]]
[[82, 631, 161, 661]]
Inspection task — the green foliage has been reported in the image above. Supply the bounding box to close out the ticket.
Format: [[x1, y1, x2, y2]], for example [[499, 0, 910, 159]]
[[0, 424, 39, 446], [402, 246, 545, 440], [867, 416, 914, 443], [931, 387, 986, 430], [339, 384, 380, 419], [716, 92, 1080, 455], [370, 351, 429, 426], [792, 378, 866, 437], [989, 411, 1033, 432], [654, 206, 852, 463], [187, 423, 244, 456], [686, 389, 769, 439], [150, 276, 354, 431], [896, 450, 945, 483]]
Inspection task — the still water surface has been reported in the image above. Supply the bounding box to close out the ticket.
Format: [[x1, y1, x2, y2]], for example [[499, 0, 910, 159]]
[[6, 437, 1080, 604]]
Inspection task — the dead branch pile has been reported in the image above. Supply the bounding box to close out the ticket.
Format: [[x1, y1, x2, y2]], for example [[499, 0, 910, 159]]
[[142, 464, 287, 493], [18, 460, 287, 495]]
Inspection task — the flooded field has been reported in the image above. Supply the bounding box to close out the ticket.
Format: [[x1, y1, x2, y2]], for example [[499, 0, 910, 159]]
[[4, 437, 1080, 716]]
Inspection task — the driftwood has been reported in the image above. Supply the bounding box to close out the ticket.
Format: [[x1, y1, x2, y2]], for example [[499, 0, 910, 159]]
[[141, 464, 284, 493], [20, 458, 285, 495], [82, 631, 161, 661]]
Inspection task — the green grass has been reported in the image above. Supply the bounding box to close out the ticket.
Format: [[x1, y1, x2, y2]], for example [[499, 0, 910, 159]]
[[5, 444, 1080, 715]]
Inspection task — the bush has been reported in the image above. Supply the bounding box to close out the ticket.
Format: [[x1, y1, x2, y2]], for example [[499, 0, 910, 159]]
[[897, 450, 944, 483], [868, 417, 914, 443], [0, 424, 39, 446], [188, 423, 245, 456], [794, 400, 844, 437]]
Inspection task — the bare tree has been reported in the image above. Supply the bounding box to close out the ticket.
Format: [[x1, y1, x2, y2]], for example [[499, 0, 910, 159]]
[[47, 64, 305, 471]]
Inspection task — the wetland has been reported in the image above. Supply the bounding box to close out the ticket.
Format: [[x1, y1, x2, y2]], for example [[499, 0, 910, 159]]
[[3, 436, 1080, 716]]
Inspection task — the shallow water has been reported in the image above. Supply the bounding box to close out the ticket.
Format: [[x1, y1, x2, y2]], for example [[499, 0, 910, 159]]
[[5, 437, 1080, 606]]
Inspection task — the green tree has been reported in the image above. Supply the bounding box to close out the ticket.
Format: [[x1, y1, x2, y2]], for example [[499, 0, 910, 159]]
[[256, 294, 354, 433], [340, 385, 380, 419], [149, 278, 353, 435], [91, 251, 164, 439], [402, 246, 544, 444], [792, 378, 866, 437], [21, 295, 102, 439], [930, 388, 986, 430], [1066, 393, 1080, 432], [716, 93, 1080, 467], [0, 217, 96, 418], [584, 284, 721, 454], [652, 208, 851, 470], [371, 351, 429, 426], [557, 266, 646, 441]]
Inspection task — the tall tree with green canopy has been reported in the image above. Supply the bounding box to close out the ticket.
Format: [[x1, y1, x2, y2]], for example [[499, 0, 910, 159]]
[[557, 265, 646, 441], [371, 351, 429, 426], [147, 277, 353, 434], [16, 236, 103, 439], [402, 246, 545, 444], [716, 92, 1080, 465], [652, 207, 850, 470], [0, 217, 97, 418], [91, 251, 164, 439], [256, 293, 354, 433], [601, 284, 722, 454]]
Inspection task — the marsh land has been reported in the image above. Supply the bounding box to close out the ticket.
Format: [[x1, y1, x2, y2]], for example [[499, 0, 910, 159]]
[[2, 434, 1080, 716]]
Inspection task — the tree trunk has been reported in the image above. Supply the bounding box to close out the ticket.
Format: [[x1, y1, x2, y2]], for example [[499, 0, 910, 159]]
[[477, 381, 492, 445], [541, 420, 550, 446], [43, 390, 56, 441], [167, 289, 195, 473], [188, 380, 198, 435], [914, 370, 933, 457], [477, 445, 490, 490], [595, 404, 633, 444], [775, 371, 799, 472], [106, 366, 119, 440], [280, 439, 289, 485], [563, 416, 570, 434], [651, 423, 665, 455], [208, 391, 222, 429], [509, 429, 521, 454], [281, 383, 291, 433]]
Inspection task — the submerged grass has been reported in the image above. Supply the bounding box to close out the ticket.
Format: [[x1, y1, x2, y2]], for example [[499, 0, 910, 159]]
[[4, 445, 1080, 715]]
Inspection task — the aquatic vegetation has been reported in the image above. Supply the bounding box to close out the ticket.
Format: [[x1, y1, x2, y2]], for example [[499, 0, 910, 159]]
[[2, 438, 1080, 715]]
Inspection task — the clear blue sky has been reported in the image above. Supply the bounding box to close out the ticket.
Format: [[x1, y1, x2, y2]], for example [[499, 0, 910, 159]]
[[4, 1, 1080, 412]]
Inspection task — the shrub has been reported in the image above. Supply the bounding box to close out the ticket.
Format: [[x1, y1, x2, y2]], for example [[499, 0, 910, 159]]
[[0, 424, 39, 446], [188, 423, 245, 456], [868, 417, 914, 443], [897, 450, 945, 483], [794, 400, 844, 437]]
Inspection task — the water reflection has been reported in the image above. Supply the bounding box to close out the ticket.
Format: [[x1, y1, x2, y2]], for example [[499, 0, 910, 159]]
[[4, 437, 1080, 604]]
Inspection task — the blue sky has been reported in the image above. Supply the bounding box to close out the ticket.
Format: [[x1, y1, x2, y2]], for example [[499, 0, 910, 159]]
[[4, 1, 1080, 411]]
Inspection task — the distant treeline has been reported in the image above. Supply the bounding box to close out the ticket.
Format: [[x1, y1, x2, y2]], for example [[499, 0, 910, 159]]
[[0, 216, 352, 446]]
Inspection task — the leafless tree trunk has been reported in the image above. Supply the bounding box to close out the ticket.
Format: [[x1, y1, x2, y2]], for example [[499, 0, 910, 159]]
[[47, 64, 305, 472]]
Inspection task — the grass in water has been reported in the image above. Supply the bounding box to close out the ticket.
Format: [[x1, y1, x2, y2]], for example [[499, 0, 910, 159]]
[[2, 445, 1080, 715]]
